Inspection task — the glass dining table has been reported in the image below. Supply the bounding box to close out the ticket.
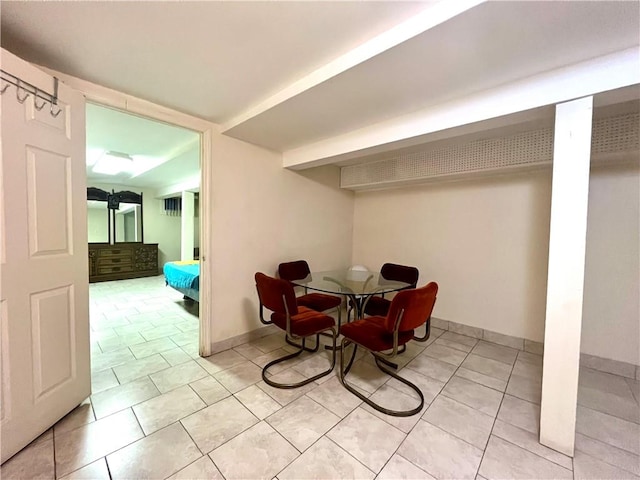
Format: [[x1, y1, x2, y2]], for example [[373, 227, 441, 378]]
[[290, 268, 412, 320]]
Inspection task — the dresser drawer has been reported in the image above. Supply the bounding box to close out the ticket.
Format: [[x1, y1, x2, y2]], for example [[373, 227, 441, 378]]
[[97, 257, 132, 267], [98, 248, 133, 258], [97, 265, 134, 275]]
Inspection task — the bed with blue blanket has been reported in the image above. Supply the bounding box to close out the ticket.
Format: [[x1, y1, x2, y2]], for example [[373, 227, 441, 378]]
[[163, 260, 200, 302]]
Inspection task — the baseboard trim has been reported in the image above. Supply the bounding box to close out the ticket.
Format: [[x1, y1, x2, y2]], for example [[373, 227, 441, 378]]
[[210, 324, 278, 355], [432, 317, 638, 379]]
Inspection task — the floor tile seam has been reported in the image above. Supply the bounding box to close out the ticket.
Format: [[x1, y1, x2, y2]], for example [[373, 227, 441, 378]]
[[475, 356, 517, 477], [432, 343, 504, 414], [577, 382, 639, 405], [321, 403, 409, 470], [207, 456, 229, 480], [416, 338, 492, 456], [400, 364, 450, 388], [373, 415, 431, 478], [577, 403, 640, 428], [190, 378, 231, 407], [490, 431, 574, 474], [573, 442, 640, 477], [66, 407, 144, 478], [188, 413, 261, 459], [468, 349, 516, 367], [503, 388, 541, 407], [258, 417, 306, 463], [456, 363, 510, 386], [92, 375, 161, 420], [299, 392, 344, 425], [433, 338, 474, 353], [421, 350, 466, 368], [491, 423, 573, 471], [626, 381, 640, 404], [574, 429, 640, 458], [508, 369, 543, 383], [382, 373, 446, 405], [418, 416, 486, 456], [111, 357, 172, 386], [331, 383, 409, 435], [178, 416, 211, 458], [575, 394, 640, 422], [134, 389, 210, 436], [320, 434, 377, 477]]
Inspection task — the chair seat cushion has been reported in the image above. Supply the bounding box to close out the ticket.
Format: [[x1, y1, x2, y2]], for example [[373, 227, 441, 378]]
[[297, 293, 341, 312], [363, 296, 391, 317], [340, 316, 414, 352], [271, 306, 335, 337]]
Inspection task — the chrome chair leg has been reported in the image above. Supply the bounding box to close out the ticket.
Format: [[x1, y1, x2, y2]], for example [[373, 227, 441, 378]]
[[263, 327, 337, 389], [339, 338, 424, 417], [286, 334, 320, 352]]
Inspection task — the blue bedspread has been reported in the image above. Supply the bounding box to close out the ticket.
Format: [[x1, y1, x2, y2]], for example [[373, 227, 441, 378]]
[[163, 261, 200, 290]]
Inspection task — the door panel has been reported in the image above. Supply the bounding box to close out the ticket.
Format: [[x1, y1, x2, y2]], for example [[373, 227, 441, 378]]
[[1, 48, 89, 463], [27, 147, 72, 256]]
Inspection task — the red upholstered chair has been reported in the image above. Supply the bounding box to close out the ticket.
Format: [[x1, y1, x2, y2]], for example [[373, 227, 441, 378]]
[[255, 272, 337, 388], [339, 282, 438, 416], [363, 263, 419, 317], [346, 263, 419, 323], [278, 260, 343, 327]]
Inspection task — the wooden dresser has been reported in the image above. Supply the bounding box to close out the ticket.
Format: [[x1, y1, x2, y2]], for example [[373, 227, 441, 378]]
[[88, 243, 159, 283]]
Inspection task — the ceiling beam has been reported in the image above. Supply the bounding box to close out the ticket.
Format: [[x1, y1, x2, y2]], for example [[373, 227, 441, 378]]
[[220, 0, 485, 135], [283, 47, 640, 170]]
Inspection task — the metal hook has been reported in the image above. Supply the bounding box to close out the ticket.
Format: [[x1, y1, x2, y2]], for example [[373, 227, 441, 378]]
[[33, 88, 47, 110], [16, 81, 30, 103], [50, 102, 62, 118], [0, 82, 9, 95]]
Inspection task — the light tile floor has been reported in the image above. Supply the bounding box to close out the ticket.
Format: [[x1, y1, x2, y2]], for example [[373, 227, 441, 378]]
[[2, 276, 639, 479]]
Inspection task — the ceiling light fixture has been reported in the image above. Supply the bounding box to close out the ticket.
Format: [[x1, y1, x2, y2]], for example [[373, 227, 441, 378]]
[[92, 151, 134, 175]]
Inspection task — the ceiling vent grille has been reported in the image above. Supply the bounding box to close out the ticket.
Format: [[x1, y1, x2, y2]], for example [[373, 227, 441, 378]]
[[341, 113, 639, 190]]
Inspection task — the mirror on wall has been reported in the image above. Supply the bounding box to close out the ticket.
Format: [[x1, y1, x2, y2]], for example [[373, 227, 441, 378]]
[[87, 188, 144, 244], [87, 187, 111, 243], [114, 203, 143, 242], [112, 190, 144, 243]]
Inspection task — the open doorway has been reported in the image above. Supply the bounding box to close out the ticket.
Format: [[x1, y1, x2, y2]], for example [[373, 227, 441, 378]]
[[85, 103, 203, 392]]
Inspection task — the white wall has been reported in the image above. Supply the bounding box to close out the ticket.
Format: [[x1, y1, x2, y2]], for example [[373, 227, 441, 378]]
[[583, 163, 639, 365], [89, 182, 182, 268], [209, 134, 354, 343], [352, 162, 640, 365], [353, 170, 553, 342]]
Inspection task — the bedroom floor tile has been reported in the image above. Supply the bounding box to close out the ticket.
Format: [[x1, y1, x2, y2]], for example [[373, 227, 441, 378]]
[[5, 276, 637, 480]]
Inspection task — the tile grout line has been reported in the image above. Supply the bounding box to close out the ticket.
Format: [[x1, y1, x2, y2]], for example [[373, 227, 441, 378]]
[[358, 329, 473, 477], [473, 349, 517, 478]]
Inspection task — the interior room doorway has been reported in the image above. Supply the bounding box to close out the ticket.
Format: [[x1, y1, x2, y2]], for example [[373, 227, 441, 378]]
[[86, 103, 204, 391]]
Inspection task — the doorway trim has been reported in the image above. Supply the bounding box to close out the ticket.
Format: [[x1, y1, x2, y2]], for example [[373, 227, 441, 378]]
[[47, 68, 215, 356]]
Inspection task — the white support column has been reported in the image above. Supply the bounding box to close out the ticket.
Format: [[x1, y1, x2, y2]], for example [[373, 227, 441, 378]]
[[540, 96, 593, 456], [180, 191, 195, 261]]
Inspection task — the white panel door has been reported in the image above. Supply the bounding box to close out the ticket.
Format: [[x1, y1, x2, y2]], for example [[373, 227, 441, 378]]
[[0, 48, 89, 463]]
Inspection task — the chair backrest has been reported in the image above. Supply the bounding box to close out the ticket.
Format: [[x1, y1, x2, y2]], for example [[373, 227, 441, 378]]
[[255, 272, 298, 316], [278, 260, 311, 282], [380, 263, 419, 288], [385, 282, 438, 333]]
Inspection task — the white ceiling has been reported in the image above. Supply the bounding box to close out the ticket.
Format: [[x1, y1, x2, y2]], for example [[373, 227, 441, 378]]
[[1, 1, 430, 122], [86, 104, 200, 189], [2, 0, 639, 163]]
